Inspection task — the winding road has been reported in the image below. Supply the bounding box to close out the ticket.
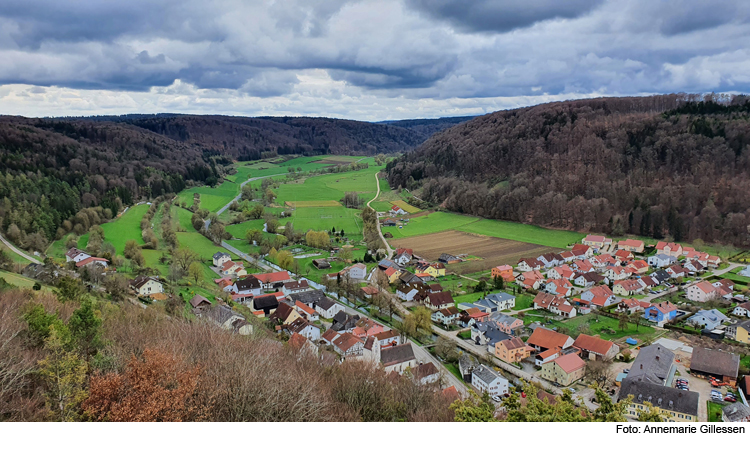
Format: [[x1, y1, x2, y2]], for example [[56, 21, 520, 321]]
[[0, 233, 42, 264]]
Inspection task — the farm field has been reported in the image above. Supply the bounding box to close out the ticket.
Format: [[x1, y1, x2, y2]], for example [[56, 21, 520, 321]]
[[176, 182, 240, 212], [384, 212, 481, 239], [370, 201, 394, 212], [100, 204, 150, 255], [0, 270, 51, 290], [391, 200, 420, 213], [456, 219, 584, 249], [290, 206, 363, 237], [274, 166, 380, 204], [389, 230, 558, 275]]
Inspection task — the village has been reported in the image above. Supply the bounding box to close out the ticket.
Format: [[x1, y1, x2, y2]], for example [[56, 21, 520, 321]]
[[55, 229, 750, 424]]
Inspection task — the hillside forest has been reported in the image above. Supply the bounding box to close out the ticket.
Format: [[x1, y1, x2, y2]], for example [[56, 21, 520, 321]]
[[387, 94, 750, 248]]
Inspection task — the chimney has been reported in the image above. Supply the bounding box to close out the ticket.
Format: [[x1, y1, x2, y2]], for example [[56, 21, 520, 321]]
[[640, 364, 643, 370], [656, 355, 660, 361]]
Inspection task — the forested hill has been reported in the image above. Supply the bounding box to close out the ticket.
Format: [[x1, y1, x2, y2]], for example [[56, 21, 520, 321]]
[[62, 114, 430, 159], [376, 116, 476, 140], [386, 94, 750, 247]]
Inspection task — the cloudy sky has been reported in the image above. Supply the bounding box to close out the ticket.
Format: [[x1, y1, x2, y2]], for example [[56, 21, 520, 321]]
[[0, 0, 749, 120]]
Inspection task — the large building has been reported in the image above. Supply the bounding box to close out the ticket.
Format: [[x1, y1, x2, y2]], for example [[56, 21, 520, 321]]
[[626, 344, 675, 386], [540, 353, 586, 386], [689, 347, 740, 387], [470, 364, 509, 397], [619, 379, 699, 422]]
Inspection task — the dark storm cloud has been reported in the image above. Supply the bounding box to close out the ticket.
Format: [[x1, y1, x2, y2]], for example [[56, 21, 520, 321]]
[[404, 0, 604, 33]]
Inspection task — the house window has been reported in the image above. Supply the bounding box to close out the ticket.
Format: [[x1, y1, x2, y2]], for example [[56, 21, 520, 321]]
[[678, 414, 683, 419]]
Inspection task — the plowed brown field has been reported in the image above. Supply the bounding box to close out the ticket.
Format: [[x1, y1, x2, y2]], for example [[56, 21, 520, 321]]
[[390, 230, 559, 274]]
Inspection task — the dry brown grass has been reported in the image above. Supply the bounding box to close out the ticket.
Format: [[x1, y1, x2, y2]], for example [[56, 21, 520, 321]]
[[390, 230, 557, 274]]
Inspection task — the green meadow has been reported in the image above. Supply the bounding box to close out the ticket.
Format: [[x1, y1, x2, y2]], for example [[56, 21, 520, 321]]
[[0, 270, 52, 290], [457, 219, 585, 249], [100, 203, 150, 254], [384, 211, 481, 239]]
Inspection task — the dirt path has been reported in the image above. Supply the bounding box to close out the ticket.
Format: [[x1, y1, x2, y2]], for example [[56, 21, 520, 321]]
[[366, 172, 393, 259], [0, 233, 42, 264]]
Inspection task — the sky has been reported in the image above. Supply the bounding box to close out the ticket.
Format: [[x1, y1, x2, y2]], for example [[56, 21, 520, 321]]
[[0, 0, 749, 121]]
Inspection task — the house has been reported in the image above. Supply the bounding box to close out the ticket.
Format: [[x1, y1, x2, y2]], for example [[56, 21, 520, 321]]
[[687, 281, 718, 303], [537, 252, 562, 269], [361, 286, 380, 299], [686, 309, 727, 331], [483, 292, 516, 310], [288, 332, 319, 358], [288, 290, 327, 307], [582, 235, 612, 249], [254, 271, 293, 289], [517, 270, 545, 290], [706, 255, 722, 268], [626, 344, 675, 386], [283, 280, 310, 295], [727, 320, 750, 343], [75, 256, 109, 268], [517, 258, 544, 272], [494, 337, 533, 364], [732, 302, 750, 318], [413, 362, 440, 385], [332, 333, 365, 358], [220, 260, 246, 277], [341, 263, 367, 280], [651, 269, 671, 286], [425, 291, 454, 310], [252, 293, 280, 315], [331, 311, 360, 332], [458, 353, 480, 382], [547, 264, 575, 280], [416, 261, 445, 277], [545, 279, 573, 297], [613, 279, 645, 297], [283, 317, 321, 342], [351, 318, 385, 340], [643, 302, 678, 326], [683, 260, 705, 274], [429, 283, 443, 293], [382, 218, 397, 227], [617, 298, 650, 314], [527, 327, 574, 353], [689, 347, 740, 387], [458, 308, 488, 327], [390, 204, 407, 215], [396, 283, 426, 301], [380, 343, 417, 374], [535, 348, 562, 367], [232, 276, 262, 296], [573, 272, 604, 288], [573, 334, 619, 360], [320, 328, 339, 346], [666, 264, 688, 279], [438, 253, 461, 264], [471, 364, 509, 397], [212, 252, 232, 267], [488, 312, 524, 335], [491, 264, 515, 282], [722, 403, 750, 423], [712, 279, 735, 298], [572, 244, 594, 258], [739, 266, 750, 277], [129, 276, 163, 297], [189, 294, 212, 312], [540, 353, 586, 386], [312, 258, 331, 269], [373, 329, 401, 347], [394, 248, 414, 266], [618, 239, 645, 253], [619, 379, 699, 422], [605, 266, 629, 281], [315, 297, 344, 320], [648, 254, 677, 268], [431, 306, 460, 326], [655, 242, 683, 258], [294, 301, 320, 322], [471, 321, 511, 348], [614, 249, 634, 261], [627, 260, 649, 274], [589, 254, 616, 270], [383, 266, 401, 284], [65, 248, 91, 263], [580, 285, 616, 308], [533, 292, 576, 318], [269, 302, 302, 325], [204, 305, 253, 335]]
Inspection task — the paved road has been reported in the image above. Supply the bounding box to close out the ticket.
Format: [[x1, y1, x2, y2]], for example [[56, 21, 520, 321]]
[[366, 172, 393, 259], [205, 174, 277, 230], [0, 233, 41, 264], [221, 241, 275, 272]]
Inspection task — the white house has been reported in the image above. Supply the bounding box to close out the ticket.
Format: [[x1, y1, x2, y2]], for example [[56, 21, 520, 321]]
[[739, 266, 750, 277], [130, 276, 163, 297], [394, 248, 413, 266], [648, 254, 677, 268], [431, 307, 460, 326], [342, 263, 367, 280], [687, 281, 718, 303], [285, 318, 321, 342], [732, 302, 750, 318], [380, 343, 417, 374], [212, 252, 232, 267], [315, 297, 345, 319], [471, 364, 509, 397], [65, 248, 91, 263]]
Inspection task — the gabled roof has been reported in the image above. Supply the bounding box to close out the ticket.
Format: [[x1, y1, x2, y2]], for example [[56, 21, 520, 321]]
[[573, 334, 614, 356], [289, 289, 327, 305], [648, 301, 677, 314], [472, 364, 502, 384], [75, 256, 109, 267], [396, 248, 413, 257], [203, 304, 241, 326], [627, 344, 675, 385], [213, 251, 230, 259], [690, 347, 739, 379], [693, 280, 716, 294], [374, 329, 399, 341], [284, 279, 309, 290], [527, 327, 571, 350], [235, 276, 261, 291], [130, 275, 160, 290], [333, 332, 363, 352], [253, 293, 280, 310], [380, 343, 416, 367], [501, 336, 529, 350], [315, 296, 337, 311], [254, 271, 291, 284], [269, 302, 296, 322], [294, 300, 317, 317], [413, 362, 439, 380], [550, 353, 586, 373], [190, 294, 211, 308], [427, 291, 454, 308], [618, 379, 699, 416]]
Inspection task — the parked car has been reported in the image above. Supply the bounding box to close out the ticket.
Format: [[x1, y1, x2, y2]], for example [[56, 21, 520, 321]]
[[725, 396, 737, 403]]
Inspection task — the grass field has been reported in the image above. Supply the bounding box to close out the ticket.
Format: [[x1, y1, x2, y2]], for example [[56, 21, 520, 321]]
[[177, 182, 240, 212], [100, 204, 150, 255], [384, 212, 482, 239], [549, 315, 655, 341], [284, 200, 341, 207], [275, 166, 380, 204], [2, 241, 34, 264], [0, 270, 51, 290], [707, 401, 724, 422], [290, 206, 363, 236], [370, 201, 394, 212], [457, 219, 584, 248]]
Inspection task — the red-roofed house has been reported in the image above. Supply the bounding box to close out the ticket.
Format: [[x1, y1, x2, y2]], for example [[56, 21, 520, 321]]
[[547, 264, 575, 280], [613, 279, 646, 297], [605, 266, 629, 281], [545, 278, 574, 297], [394, 248, 413, 266], [254, 271, 293, 289], [614, 249, 634, 261], [332, 333, 365, 358], [573, 334, 619, 360], [656, 242, 683, 257], [590, 253, 617, 269], [571, 259, 595, 273], [618, 239, 645, 253], [75, 256, 109, 268], [572, 244, 594, 258], [527, 327, 574, 353], [294, 301, 320, 321], [517, 258, 544, 272], [582, 235, 612, 249], [541, 353, 586, 386], [687, 281, 719, 303], [494, 337, 534, 364], [666, 264, 688, 279], [491, 264, 514, 282], [580, 285, 616, 308], [627, 259, 649, 274]]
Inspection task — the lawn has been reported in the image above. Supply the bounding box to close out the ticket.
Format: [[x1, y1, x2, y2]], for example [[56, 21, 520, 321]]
[[225, 219, 267, 240], [456, 219, 585, 249], [275, 166, 380, 204], [0, 270, 51, 290], [391, 200, 420, 214], [370, 201, 394, 212], [2, 241, 35, 264], [289, 206, 363, 237], [100, 204, 150, 255], [176, 182, 240, 212], [551, 314, 656, 341], [385, 212, 482, 239], [707, 401, 724, 422], [512, 294, 535, 310]]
